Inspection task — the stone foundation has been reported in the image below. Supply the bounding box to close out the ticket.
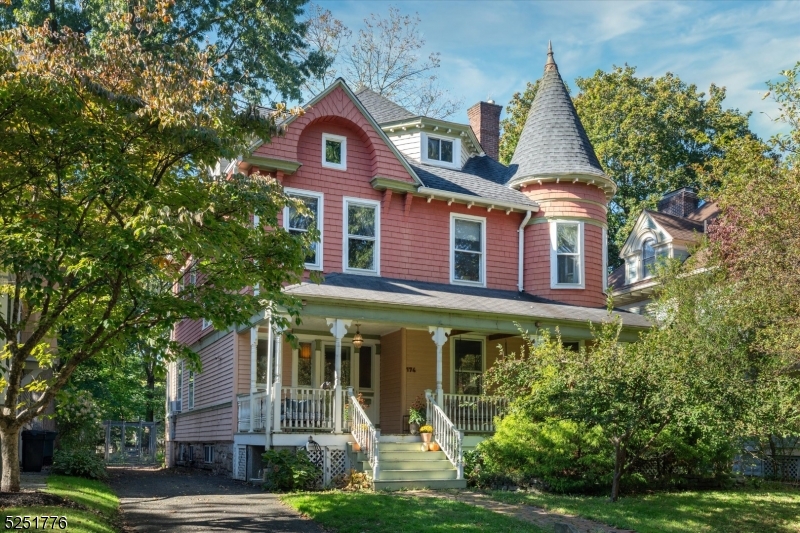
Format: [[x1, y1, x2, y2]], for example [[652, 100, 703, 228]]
[[174, 441, 233, 476]]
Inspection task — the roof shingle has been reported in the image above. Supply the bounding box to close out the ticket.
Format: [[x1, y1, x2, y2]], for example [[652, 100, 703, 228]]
[[355, 87, 416, 124], [507, 47, 606, 183], [285, 273, 651, 328]]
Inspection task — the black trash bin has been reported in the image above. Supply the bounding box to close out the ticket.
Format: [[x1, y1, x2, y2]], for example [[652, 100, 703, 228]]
[[43, 431, 57, 466], [21, 430, 46, 472]]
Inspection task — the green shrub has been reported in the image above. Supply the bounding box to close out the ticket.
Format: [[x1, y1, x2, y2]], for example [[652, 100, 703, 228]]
[[52, 448, 107, 480], [468, 413, 612, 493], [261, 449, 321, 492]]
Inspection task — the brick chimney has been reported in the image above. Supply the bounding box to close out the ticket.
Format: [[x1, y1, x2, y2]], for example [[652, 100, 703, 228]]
[[467, 100, 502, 160], [657, 187, 700, 218]]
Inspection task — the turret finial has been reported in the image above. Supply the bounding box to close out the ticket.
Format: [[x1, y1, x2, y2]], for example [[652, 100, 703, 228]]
[[545, 41, 557, 72]]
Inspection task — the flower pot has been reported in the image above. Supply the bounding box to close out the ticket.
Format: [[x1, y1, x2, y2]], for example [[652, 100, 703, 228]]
[[409, 422, 420, 435], [421, 433, 432, 445]]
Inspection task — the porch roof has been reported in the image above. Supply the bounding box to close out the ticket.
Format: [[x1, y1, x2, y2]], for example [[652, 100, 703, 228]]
[[284, 274, 651, 329]]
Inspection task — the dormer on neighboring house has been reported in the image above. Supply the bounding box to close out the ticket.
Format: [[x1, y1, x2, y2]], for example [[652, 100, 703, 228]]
[[609, 187, 719, 314]]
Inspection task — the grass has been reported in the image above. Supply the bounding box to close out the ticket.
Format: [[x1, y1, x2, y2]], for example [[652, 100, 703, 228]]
[[1, 475, 120, 533], [282, 491, 548, 533], [490, 484, 800, 533]]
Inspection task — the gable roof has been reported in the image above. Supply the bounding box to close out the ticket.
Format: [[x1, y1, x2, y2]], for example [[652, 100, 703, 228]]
[[355, 87, 416, 124], [646, 210, 705, 242], [507, 44, 607, 183]]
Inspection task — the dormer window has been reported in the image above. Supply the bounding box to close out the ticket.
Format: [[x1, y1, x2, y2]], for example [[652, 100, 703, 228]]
[[642, 238, 655, 279], [427, 136, 453, 163], [322, 133, 346, 171]]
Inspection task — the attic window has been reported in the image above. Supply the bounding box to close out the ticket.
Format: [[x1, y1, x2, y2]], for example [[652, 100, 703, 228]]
[[427, 136, 454, 163], [322, 133, 346, 171], [642, 239, 656, 279]]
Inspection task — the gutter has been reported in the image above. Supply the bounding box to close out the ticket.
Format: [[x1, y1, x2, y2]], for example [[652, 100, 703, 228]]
[[518, 210, 532, 291], [416, 186, 538, 214]]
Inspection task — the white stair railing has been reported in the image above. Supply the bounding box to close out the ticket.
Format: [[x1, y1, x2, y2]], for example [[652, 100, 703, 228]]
[[346, 387, 380, 480], [442, 393, 509, 433], [425, 389, 464, 479]]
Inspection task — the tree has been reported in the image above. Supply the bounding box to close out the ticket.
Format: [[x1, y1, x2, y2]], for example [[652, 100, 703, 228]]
[[0, 6, 313, 491], [499, 66, 756, 265], [304, 5, 462, 119], [0, 0, 327, 104], [298, 3, 351, 97]]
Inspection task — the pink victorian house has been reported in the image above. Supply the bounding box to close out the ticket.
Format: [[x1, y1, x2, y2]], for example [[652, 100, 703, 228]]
[[165, 47, 649, 489]]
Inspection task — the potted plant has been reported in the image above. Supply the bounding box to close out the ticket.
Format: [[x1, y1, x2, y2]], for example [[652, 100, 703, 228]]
[[419, 425, 433, 447], [408, 395, 426, 435]]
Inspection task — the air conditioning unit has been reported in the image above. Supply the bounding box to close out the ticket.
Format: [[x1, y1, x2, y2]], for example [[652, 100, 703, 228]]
[[170, 401, 182, 413]]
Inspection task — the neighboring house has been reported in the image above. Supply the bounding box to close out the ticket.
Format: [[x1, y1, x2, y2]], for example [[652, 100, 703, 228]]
[[609, 187, 719, 314], [165, 46, 650, 488]]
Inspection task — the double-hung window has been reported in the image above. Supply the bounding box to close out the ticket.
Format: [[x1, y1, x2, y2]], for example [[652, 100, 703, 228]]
[[453, 339, 483, 395], [551, 221, 584, 288], [175, 362, 183, 412], [284, 189, 323, 270], [188, 370, 195, 409], [451, 215, 485, 286], [343, 198, 379, 274], [322, 133, 347, 171], [642, 238, 656, 279]]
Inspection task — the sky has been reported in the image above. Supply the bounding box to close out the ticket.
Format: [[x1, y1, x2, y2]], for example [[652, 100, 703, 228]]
[[315, 0, 800, 140]]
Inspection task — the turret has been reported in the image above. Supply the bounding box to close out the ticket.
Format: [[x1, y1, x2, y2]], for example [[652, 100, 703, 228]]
[[508, 43, 615, 307]]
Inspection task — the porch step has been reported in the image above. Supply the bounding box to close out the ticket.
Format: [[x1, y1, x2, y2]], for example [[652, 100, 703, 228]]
[[373, 479, 467, 490], [349, 436, 465, 490]]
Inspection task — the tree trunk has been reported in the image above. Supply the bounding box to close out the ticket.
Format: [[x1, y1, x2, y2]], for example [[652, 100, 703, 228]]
[[611, 440, 625, 502], [145, 371, 155, 422], [1, 425, 22, 492]]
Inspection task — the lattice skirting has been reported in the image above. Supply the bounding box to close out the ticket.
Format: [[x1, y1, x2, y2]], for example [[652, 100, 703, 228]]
[[233, 445, 247, 481], [734, 455, 800, 480], [304, 446, 348, 488]]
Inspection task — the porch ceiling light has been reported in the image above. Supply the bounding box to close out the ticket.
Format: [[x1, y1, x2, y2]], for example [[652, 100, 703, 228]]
[[352, 323, 364, 350]]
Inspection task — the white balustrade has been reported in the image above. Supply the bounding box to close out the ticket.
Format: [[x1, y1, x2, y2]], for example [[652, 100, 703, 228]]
[[237, 391, 268, 432], [347, 387, 380, 480], [279, 387, 336, 431], [425, 390, 463, 479], [442, 393, 509, 433]]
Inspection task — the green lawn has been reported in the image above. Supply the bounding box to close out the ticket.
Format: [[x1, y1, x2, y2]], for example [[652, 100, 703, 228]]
[[1, 475, 119, 533], [282, 492, 548, 533], [490, 485, 800, 533]]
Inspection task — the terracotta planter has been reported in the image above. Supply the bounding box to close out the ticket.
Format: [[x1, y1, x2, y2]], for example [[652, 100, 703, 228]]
[[409, 422, 420, 435], [421, 432, 432, 445]]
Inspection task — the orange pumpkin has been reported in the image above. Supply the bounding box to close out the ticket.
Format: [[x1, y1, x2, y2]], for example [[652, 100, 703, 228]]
[[352, 442, 361, 452], [429, 442, 440, 452]]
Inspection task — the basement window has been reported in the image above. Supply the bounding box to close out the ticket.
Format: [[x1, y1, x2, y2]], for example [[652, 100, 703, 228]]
[[204, 444, 214, 464]]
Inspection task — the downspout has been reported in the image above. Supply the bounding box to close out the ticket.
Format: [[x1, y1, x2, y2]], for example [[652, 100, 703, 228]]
[[518, 210, 532, 292]]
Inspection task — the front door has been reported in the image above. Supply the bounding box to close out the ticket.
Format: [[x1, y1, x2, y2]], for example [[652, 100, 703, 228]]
[[322, 343, 380, 424]]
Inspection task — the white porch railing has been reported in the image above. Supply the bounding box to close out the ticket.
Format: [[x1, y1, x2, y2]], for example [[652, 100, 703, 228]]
[[442, 393, 509, 433], [279, 387, 336, 431], [237, 391, 268, 432], [425, 390, 463, 479], [347, 387, 379, 480]]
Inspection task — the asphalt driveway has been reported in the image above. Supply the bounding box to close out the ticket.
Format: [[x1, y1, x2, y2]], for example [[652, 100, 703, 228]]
[[109, 466, 324, 532]]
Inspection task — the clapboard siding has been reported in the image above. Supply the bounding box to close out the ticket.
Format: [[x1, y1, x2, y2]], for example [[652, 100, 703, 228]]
[[174, 403, 233, 441], [389, 132, 421, 161], [236, 332, 250, 395]]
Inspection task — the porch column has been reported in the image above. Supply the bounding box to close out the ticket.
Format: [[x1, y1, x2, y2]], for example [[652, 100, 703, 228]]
[[249, 327, 257, 432], [263, 324, 273, 441], [428, 326, 451, 407], [272, 325, 284, 434], [327, 318, 351, 434]]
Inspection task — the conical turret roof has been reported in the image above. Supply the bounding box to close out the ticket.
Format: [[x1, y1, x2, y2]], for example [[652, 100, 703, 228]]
[[508, 43, 606, 184]]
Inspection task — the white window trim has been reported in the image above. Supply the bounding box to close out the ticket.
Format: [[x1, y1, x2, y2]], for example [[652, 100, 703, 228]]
[[421, 132, 461, 169], [450, 213, 487, 287], [283, 187, 324, 271], [188, 369, 195, 410], [550, 220, 585, 289], [641, 237, 656, 280], [450, 336, 486, 395], [342, 197, 381, 276], [202, 318, 211, 330], [204, 444, 214, 464], [602, 227, 608, 292], [175, 362, 183, 413], [321, 133, 347, 171]]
